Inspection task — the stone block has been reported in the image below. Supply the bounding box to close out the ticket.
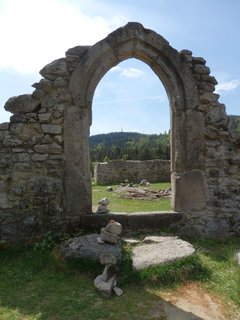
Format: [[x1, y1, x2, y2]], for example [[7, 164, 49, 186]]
[[105, 220, 122, 235], [31, 154, 48, 162], [171, 170, 206, 211], [100, 253, 117, 265], [205, 219, 230, 238], [132, 238, 195, 271], [59, 234, 122, 262], [0, 123, 9, 130], [101, 264, 118, 281], [4, 94, 40, 114], [41, 124, 62, 134], [94, 274, 116, 297], [40, 58, 69, 81], [100, 228, 119, 244]]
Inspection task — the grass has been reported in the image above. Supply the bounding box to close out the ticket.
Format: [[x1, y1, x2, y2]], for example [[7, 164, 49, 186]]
[[0, 236, 239, 319], [92, 182, 172, 212], [194, 238, 240, 307]]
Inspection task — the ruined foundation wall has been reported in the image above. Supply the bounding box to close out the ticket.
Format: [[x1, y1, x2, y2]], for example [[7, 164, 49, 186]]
[[94, 160, 170, 184], [0, 71, 69, 242]]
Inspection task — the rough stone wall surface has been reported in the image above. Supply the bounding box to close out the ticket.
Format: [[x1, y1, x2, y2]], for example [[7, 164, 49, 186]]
[[0, 22, 240, 243], [94, 160, 170, 184], [177, 50, 240, 238]]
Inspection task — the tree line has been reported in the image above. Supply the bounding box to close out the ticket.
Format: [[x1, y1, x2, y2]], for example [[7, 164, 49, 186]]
[[90, 131, 170, 162]]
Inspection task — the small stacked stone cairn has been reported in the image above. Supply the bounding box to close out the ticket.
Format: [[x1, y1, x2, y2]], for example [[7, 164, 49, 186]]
[[97, 220, 122, 244], [94, 220, 123, 297], [94, 253, 123, 297], [96, 197, 109, 214]]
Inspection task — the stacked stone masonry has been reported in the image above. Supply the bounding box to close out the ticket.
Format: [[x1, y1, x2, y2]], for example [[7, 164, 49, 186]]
[[0, 22, 240, 243], [94, 160, 170, 185]]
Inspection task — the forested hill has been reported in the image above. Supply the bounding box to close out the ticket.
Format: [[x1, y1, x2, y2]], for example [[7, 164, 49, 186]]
[[89, 132, 170, 161]]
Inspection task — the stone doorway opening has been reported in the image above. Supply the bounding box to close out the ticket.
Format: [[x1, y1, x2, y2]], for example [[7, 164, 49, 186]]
[[67, 22, 205, 217], [90, 57, 171, 213]]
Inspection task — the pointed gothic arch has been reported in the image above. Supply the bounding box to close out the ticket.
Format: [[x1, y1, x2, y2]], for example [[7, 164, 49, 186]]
[[65, 22, 205, 215]]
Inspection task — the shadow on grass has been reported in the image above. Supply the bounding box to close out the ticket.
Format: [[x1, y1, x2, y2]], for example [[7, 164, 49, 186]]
[[0, 245, 210, 320]]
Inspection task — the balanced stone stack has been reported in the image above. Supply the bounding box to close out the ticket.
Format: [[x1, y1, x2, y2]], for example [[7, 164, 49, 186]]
[[96, 197, 110, 214], [94, 253, 123, 297], [98, 220, 122, 244]]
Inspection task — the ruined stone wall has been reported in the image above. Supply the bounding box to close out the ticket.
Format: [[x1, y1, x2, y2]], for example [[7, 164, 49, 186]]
[[0, 67, 69, 242], [1, 22, 240, 242], [94, 160, 170, 185], [178, 50, 240, 238]]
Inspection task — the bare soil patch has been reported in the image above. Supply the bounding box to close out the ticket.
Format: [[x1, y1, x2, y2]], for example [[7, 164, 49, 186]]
[[154, 283, 239, 320]]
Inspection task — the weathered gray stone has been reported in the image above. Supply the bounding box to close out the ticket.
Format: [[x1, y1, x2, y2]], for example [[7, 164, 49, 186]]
[[59, 234, 122, 261], [101, 264, 118, 281], [113, 287, 123, 296], [0, 123, 9, 130], [96, 197, 110, 214], [4, 94, 39, 114], [53, 77, 66, 87], [192, 57, 206, 65], [38, 113, 51, 122], [105, 220, 122, 235], [179, 49, 192, 56], [100, 228, 119, 244], [132, 238, 195, 271], [205, 219, 230, 238], [32, 79, 53, 92], [142, 236, 178, 244], [31, 154, 48, 162], [41, 124, 62, 134], [100, 253, 117, 265], [94, 274, 116, 297], [193, 64, 210, 75], [0, 180, 10, 209], [171, 170, 206, 211], [40, 58, 69, 81], [200, 92, 220, 103], [3, 137, 23, 147]]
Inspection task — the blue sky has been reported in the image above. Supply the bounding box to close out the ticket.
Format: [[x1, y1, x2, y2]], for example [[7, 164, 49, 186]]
[[0, 0, 239, 135]]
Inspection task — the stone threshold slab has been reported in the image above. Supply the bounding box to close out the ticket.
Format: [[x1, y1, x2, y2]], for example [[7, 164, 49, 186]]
[[79, 211, 183, 231]]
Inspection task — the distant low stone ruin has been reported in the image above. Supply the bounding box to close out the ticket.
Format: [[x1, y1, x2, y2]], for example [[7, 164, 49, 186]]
[[94, 159, 170, 184]]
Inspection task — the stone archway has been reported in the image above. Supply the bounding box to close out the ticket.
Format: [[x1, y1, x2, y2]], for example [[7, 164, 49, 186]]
[[2, 21, 240, 241], [66, 22, 206, 216]]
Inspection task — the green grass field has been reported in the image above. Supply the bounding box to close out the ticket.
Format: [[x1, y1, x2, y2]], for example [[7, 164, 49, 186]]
[[0, 237, 239, 319], [92, 182, 172, 212]]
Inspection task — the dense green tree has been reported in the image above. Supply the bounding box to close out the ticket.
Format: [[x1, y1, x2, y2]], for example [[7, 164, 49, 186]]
[[90, 131, 170, 162]]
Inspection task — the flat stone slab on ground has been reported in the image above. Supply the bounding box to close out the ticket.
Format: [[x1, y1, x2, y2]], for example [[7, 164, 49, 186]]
[[59, 234, 122, 262], [132, 238, 195, 271], [142, 235, 178, 243]]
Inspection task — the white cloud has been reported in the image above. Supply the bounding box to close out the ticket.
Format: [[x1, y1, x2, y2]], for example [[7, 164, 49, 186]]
[[110, 66, 144, 79], [215, 79, 240, 93], [110, 66, 122, 73], [0, 0, 126, 74], [121, 67, 144, 79]]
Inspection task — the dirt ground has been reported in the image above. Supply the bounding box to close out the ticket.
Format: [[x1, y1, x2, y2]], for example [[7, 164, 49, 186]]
[[152, 283, 240, 320]]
